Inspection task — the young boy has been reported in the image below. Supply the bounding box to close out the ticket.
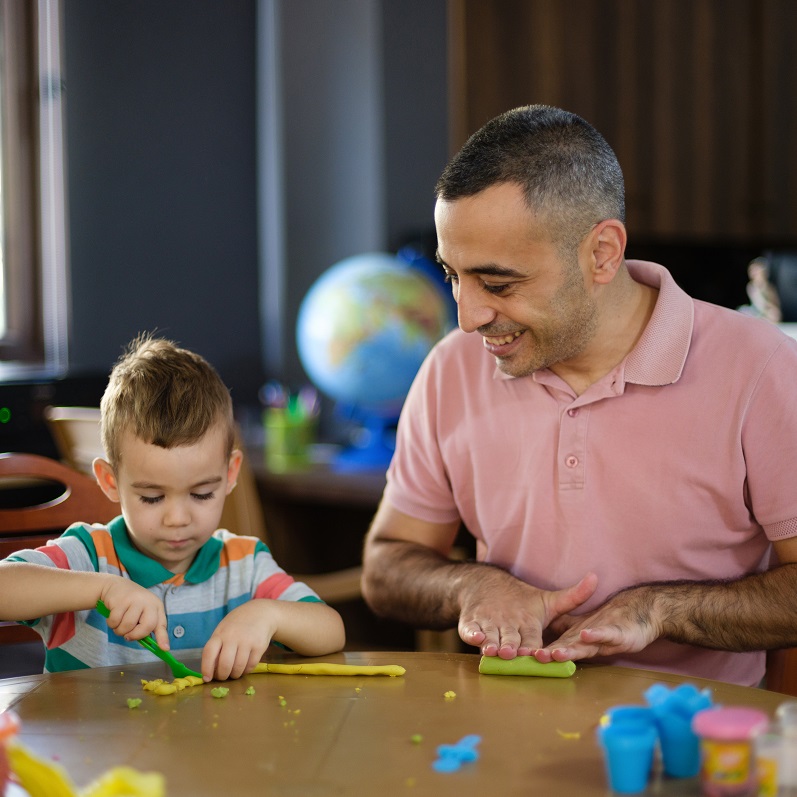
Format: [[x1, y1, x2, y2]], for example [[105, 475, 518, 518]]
[[0, 335, 345, 680]]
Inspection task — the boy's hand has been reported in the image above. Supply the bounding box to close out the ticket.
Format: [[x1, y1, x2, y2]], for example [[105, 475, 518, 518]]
[[98, 579, 169, 651], [201, 601, 277, 682]]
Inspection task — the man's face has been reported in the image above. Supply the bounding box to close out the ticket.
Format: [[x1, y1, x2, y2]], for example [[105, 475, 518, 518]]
[[434, 182, 598, 378]]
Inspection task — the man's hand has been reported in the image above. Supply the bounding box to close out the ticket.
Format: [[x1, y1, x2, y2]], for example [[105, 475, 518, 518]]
[[201, 601, 276, 682], [458, 570, 598, 659], [533, 585, 661, 662], [98, 579, 169, 650]]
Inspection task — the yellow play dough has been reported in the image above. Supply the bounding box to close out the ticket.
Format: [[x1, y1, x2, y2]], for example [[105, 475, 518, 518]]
[[251, 662, 405, 677], [140, 662, 405, 696], [8, 741, 164, 797], [141, 675, 203, 695]]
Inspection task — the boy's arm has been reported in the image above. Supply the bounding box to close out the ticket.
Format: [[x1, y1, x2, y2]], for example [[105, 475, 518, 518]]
[[201, 599, 346, 682], [0, 561, 169, 649]]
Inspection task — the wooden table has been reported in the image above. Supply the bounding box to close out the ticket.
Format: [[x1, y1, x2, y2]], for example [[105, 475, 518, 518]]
[[1, 651, 789, 796]]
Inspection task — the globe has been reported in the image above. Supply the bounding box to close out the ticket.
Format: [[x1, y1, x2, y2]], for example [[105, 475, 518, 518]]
[[296, 252, 453, 468]]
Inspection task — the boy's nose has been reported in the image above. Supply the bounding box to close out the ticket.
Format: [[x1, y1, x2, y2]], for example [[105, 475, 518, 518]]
[[163, 501, 191, 526]]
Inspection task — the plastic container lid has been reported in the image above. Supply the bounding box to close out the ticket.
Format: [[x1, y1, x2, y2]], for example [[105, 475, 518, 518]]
[[692, 707, 768, 740]]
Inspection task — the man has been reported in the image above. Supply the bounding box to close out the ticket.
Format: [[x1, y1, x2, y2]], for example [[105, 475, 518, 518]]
[[361, 105, 797, 687]]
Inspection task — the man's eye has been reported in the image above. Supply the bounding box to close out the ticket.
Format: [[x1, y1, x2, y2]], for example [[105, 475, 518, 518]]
[[192, 492, 216, 502], [443, 271, 458, 284], [139, 495, 163, 505], [484, 282, 511, 295]]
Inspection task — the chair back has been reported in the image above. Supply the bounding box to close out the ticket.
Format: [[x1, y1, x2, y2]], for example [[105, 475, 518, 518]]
[[44, 406, 105, 474], [0, 451, 119, 646], [0, 451, 118, 539]]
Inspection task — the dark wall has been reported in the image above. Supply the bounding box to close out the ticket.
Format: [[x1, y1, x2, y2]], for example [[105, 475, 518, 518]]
[[62, 0, 262, 405], [60, 0, 450, 407]]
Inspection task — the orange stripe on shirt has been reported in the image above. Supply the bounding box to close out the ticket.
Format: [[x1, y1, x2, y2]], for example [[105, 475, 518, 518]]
[[90, 529, 124, 571], [219, 536, 258, 567], [254, 572, 295, 600]]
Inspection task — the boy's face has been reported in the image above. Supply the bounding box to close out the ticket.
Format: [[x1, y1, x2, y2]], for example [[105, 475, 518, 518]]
[[94, 423, 242, 573]]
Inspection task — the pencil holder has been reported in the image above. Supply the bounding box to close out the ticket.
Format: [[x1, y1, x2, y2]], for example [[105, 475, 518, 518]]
[[263, 408, 316, 472]]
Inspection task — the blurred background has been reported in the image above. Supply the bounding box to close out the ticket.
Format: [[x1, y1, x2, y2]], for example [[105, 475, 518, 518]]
[[3, 0, 797, 449]]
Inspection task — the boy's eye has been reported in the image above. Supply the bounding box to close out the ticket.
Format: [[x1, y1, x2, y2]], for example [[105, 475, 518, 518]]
[[192, 492, 215, 502], [442, 270, 458, 284], [139, 495, 163, 505]]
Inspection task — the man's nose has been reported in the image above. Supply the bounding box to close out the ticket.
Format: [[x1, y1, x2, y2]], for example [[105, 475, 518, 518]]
[[456, 283, 497, 333]]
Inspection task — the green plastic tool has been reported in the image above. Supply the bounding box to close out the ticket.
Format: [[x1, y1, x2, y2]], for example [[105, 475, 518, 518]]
[[95, 599, 202, 679], [478, 655, 576, 677]]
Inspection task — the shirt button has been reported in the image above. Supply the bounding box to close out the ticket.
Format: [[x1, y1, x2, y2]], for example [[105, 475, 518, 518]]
[[567, 408, 578, 417], [565, 455, 579, 468], [173, 625, 185, 638]]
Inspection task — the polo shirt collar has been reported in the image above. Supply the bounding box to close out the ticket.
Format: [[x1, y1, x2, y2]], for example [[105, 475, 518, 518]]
[[493, 260, 693, 388], [109, 516, 224, 587], [622, 260, 694, 386]]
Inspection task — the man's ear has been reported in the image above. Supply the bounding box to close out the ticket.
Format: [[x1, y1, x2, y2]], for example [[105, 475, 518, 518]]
[[225, 449, 243, 495], [93, 458, 121, 503], [586, 219, 627, 285]]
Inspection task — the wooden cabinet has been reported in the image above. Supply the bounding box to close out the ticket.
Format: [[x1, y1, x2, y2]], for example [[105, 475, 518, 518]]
[[448, 0, 797, 243]]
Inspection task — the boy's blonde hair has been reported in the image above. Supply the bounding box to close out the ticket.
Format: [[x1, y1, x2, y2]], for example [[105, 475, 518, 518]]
[[100, 334, 235, 469]]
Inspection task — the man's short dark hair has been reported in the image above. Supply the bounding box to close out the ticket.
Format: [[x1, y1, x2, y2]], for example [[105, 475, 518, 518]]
[[435, 105, 625, 252]]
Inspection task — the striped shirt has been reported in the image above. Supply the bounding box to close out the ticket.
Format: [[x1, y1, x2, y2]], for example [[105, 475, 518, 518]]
[[6, 515, 321, 672]]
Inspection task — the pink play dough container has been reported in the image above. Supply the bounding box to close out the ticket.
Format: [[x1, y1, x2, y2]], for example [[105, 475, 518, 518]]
[[692, 707, 768, 796]]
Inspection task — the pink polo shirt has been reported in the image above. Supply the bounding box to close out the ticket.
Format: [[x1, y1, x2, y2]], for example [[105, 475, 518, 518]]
[[385, 260, 797, 686]]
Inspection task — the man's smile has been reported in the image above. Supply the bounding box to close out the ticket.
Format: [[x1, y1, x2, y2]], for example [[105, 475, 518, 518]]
[[483, 330, 523, 346]]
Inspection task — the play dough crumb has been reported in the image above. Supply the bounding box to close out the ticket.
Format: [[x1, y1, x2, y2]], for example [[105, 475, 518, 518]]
[[556, 729, 581, 740], [127, 698, 142, 709], [211, 687, 229, 699], [444, 691, 456, 700], [411, 734, 423, 744], [245, 686, 255, 695]]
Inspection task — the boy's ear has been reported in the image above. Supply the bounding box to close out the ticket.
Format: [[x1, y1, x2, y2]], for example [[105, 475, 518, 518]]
[[226, 449, 243, 495], [93, 458, 121, 502]]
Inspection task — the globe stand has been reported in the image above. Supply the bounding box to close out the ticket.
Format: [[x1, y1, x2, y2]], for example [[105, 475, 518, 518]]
[[333, 413, 397, 472]]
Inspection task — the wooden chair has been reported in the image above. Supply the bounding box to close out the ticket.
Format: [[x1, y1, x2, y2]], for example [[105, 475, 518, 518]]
[[0, 451, 119, 669], [766, 649, 797, 696], [43, 406, 363, 607]]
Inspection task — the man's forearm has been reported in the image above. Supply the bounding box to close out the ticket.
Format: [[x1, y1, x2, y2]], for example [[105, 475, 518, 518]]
[[362, 538, 505, 629], [647, 563, 797, 651]]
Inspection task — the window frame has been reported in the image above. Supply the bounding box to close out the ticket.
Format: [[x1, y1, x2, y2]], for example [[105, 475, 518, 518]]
[[0, 0, 67, 378]]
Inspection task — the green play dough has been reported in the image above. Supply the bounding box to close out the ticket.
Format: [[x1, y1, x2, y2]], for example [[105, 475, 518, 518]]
[[478, 655, 576, 677]]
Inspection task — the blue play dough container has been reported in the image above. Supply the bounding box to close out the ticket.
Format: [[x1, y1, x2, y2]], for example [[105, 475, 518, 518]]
[[598, 722, 658, 794], [653, 710, 701, 778]]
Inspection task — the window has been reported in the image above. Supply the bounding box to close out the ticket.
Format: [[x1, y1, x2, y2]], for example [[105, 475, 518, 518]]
[[0, 0, 67, 378]]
